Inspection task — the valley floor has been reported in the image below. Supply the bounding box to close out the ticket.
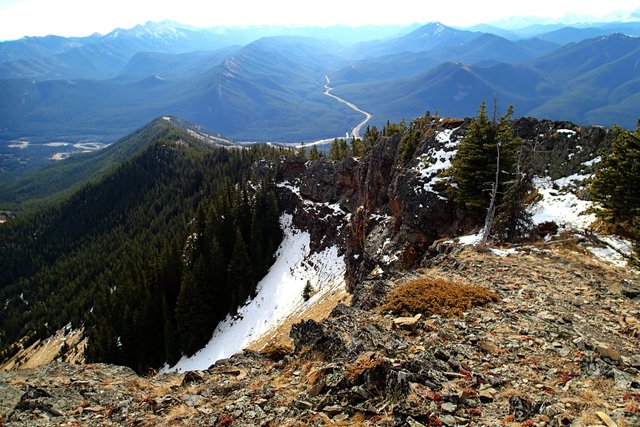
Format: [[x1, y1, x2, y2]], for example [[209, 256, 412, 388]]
[[0, 240, 639, 426]]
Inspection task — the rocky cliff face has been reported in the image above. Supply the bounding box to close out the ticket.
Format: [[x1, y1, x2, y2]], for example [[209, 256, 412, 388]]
[[274, 116, 610, 292]]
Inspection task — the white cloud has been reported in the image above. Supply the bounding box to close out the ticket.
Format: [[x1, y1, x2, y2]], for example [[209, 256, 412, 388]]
[[0, 0, 639, 40]]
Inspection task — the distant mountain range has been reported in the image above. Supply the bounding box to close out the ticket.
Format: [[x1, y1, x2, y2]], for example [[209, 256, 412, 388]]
[[1, 19, 639, 178]]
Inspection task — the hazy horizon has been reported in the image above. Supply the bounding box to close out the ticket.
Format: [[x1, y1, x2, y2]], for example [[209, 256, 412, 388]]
[[0, 0, 639, 41]]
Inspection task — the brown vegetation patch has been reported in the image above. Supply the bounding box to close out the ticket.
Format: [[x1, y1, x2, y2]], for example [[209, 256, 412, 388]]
[[380, 278, 499, 317], [441, 118, 465, 128]]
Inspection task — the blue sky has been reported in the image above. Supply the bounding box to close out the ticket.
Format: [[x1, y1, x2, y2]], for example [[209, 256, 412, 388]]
[[0, 0, 638, 40]]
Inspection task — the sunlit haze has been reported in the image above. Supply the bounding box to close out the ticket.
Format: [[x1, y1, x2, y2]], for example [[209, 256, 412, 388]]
[[0, 0, 639, 40]]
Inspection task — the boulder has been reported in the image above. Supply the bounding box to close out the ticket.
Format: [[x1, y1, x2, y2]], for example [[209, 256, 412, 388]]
[[392, 313, 423, 333]]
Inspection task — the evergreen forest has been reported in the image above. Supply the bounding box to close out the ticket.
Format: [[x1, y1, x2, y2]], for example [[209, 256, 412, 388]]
[[0, 120, 285, 372]]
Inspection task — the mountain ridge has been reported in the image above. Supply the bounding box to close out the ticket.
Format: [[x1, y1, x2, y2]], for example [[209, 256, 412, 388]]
[[0, 112, 638, 426], [2, 20, 640, 182]]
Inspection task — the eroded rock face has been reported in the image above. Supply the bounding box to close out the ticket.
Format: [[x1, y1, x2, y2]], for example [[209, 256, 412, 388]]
[[358, 133, 401, 212], [270, 116, 611, 291]]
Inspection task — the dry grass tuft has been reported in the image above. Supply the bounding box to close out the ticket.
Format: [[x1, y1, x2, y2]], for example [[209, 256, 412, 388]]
[[441, 118, 465, 128], [164, 404, 197, 424], [380, 277, 499, 317]]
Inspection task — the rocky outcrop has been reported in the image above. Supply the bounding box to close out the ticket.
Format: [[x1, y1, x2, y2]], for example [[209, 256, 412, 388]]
[[0, 115, 632, 426], [513, 117, 610, 179], [273, 115, 612, 292], [290, 303, 407, 363]]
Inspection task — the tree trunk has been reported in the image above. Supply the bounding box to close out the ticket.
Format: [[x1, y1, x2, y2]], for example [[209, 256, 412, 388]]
[[481, 141, 500, 244]]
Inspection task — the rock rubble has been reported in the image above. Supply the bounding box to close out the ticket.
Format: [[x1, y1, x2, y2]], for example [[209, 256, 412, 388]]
[[1, 244, 638, 426]]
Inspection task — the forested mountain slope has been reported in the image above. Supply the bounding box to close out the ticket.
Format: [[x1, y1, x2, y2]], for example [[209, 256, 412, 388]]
[[0, 117, 234, 210], [0, 120, 285, 373]]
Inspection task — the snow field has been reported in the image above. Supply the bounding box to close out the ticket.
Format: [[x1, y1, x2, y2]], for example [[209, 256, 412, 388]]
[[167, 214, 345, 372]]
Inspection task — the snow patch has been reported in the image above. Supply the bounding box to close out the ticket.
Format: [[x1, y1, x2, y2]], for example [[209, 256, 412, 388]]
[[370, 213, 392, 222], [277, 181, 300, 196], [412, 127, 460, 199], [529, 175, 635, 267], [415, 148, 455, 180], [166, 214, 345, 372], [587, 246, 627, 267], [552, 173, 591, 189], [435, 128, 456, 144], [586, 235, 634, 267], [557, 129, 576, 136], [491, 248, 518, 257], [582, 156, 601, 167], [458, 232, 482, 246], [530, 176, 595, 230]]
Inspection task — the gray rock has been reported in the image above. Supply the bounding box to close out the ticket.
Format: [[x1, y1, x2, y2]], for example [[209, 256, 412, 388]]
[[440, 414, 457, 426], [181, 393, 203, 407], [541, 403, 564, 418], [595, 343, 622, 363], [0, 381, 22, 420], [290, 304, 407, 363], [441, 402, 457, 413], [509, 395, 541, 422], [393, 313, 423, 333], [405, 416, 427, 427], [292, 399, 313, 410]]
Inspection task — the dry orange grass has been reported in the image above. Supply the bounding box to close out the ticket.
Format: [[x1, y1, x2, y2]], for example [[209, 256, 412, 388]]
[[380, 278, 499, 317]]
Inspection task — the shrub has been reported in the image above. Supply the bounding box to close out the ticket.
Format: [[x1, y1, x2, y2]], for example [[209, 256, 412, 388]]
[[379, 278, 499, 317]]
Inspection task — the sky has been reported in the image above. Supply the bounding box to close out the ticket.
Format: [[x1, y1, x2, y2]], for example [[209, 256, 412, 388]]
[[0, 0, 639, 41]]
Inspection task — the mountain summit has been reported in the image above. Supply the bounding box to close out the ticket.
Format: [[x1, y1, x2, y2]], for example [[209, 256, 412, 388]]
[[0, 113, 638, 426]]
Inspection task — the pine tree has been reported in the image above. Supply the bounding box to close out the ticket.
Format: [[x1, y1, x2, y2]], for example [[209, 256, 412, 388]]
[[162, 297, 180, 365], [175, 267, 210, 356], [350, 138, 364, 158], [399, 130, 421, 166], [302, 280, 313, 301], [451, 102, 520, 220], [590, 120, 640, 255], [329, 138, 349, 161], [492, 171, 534, 242], [308, 145, 321, 160], [590, 122, 640, 223], [634, 216, 640, 256], [227, 227, 254, 307], [451, 102, 494, 211]]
